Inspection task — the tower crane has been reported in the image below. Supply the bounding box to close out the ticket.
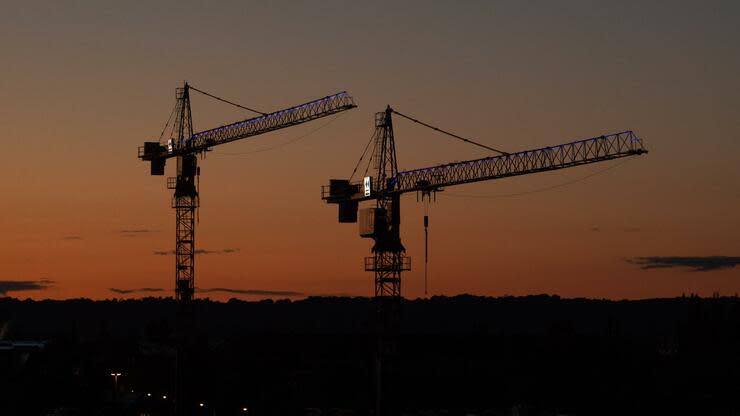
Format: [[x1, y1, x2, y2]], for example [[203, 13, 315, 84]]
[[322, 106, 648, 416], [139, 83, 356, 305], [139, 83, 355, 416]]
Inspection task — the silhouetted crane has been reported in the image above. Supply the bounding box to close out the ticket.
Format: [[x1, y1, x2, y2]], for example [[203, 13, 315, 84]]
[[322, 105, 648, 416], [139, 82, 356, 416], [139, 83, 356, 305]]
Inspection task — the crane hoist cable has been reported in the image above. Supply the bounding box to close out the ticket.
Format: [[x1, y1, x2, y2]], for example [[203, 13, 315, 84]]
[[442, 157, 635, 199], [391, 109, 509, 155], [423, 197, 430, 296], [212, 112, 347, 156], [158, 103, 178, 143], [349, 130, 377, 182]]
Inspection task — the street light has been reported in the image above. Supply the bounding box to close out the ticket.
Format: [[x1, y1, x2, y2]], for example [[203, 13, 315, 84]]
[[110, 372, 122, 402]]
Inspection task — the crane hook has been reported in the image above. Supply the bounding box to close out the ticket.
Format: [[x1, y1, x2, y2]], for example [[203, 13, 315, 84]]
[[423, 196, 430, 296]]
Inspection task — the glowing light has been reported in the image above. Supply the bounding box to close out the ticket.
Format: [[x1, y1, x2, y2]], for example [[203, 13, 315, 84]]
[[363, 176, 372, 197]]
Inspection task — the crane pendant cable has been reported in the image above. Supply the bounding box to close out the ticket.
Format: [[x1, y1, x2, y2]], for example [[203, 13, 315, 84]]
[[188, 85, 267, 116], [391, 109, 509, 155]]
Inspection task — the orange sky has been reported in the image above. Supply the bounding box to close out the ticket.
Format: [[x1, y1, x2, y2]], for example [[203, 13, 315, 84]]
[[2, 1, 739, 300]]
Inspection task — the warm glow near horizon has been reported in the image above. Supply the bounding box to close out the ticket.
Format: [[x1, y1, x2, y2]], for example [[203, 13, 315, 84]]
[[2, 1, 739, 301]]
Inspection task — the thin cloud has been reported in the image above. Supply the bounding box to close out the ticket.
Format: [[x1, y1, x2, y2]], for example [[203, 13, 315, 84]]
[[61, 235, 83, 241], [109, 287, 165, 295], [0, 279, 54, 296], [121, 229, 160, 237], [194, 249, 224, 255], [196, 287, 303, 297], [153, 248, 240, 256], [629, 256, 740, 272]]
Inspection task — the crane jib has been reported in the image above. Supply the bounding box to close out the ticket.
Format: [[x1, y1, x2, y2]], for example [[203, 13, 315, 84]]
[[323, 130, 647, 203], [142, 91, 356, 161], [392, 130, 646, 193], [188, 91, 354, 144]]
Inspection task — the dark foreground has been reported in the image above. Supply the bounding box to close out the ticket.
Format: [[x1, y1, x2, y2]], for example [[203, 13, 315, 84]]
[[1, 294, 740, 416]]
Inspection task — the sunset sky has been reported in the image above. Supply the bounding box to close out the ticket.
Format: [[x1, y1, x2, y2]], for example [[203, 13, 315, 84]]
[[2, 1, 739, 300]]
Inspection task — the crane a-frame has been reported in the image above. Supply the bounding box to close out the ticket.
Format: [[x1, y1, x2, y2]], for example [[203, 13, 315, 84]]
[[322, 106, 648, 416], [139, 83, 356, 305]]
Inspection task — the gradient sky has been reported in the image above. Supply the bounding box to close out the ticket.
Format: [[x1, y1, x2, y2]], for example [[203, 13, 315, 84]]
[[2, 1, 739, 300]]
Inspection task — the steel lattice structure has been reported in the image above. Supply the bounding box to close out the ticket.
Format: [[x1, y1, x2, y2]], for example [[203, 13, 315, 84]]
[[323, 130, 646, 203], [140, 91, 356, 161], [170, 86, 197, 304], [172, 176, 198, 303], [368, 108, 407, 299], [392, 130, 646, 193], [173, 200, 197, 301]]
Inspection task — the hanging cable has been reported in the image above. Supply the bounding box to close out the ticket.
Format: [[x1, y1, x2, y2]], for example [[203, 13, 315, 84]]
[[211, 112, 345, 156], [189, 85, 267, 116], [391, 109, 509, 155], [442, 157, 634, 199], [349, 130, 377, 182], [362, 131, 378, 180], [158, 102, 178, 143]]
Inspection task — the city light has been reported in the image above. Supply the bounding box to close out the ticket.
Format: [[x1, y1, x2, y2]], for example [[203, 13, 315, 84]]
[[110, 372, 122, 402], [199, 402, 205, 407]]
